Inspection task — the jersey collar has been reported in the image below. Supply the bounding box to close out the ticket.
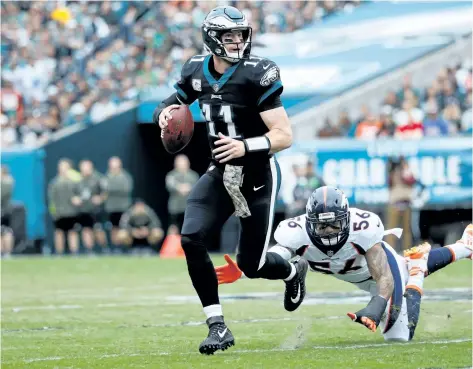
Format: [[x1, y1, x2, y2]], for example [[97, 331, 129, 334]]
[[203, 55, 241, 93]]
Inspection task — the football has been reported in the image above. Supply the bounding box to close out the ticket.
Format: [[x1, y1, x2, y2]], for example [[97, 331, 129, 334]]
[[161, 105, 194, 154]]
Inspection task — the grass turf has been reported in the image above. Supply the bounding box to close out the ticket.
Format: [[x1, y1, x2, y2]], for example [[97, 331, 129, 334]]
[[1, 255, 471, 369]]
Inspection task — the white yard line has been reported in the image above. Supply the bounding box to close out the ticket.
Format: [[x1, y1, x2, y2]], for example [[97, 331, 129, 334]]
[[5, 287, 471, 313], [14, 338, 471, 364]]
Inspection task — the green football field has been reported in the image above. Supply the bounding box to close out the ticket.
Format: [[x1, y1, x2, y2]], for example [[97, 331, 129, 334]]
[[1, 255, 472, 369]]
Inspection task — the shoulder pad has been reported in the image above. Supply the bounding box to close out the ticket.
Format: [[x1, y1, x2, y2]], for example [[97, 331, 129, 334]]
[[349, 209, 385, 252], [246, 57, 281, 87], [274, 215, 308, 251], [181, 54, 206, 78]]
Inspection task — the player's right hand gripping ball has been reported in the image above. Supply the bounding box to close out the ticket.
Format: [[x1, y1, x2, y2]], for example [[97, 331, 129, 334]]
[[161, 105, 194, 154]]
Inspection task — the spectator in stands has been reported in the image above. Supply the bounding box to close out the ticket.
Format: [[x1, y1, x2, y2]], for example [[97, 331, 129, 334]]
[[317, 117, 341, 137], [386, 156, 416, 253], [383, 90, 400, 110], [1, 114, 19, 147], [116, 199, 164, 252], [422, 102, 449, 137], [355, 113, 382, 139], [442, 101, 462, 133], [0, 80, 24, 125], [90, 93, 118, 123], [2, 1, 361, 142], [48, 158, 80, 255], [377, 105, 396, 137], [396, 74, 421, 103], [337, 110, 356, 137], [394, 100, 424, 139], [461, 92, 472, 133], [103, 156, 133, 247], [165, 154, 198, 234], [73, 160, 107, 254], [1, 165, 15, 257]]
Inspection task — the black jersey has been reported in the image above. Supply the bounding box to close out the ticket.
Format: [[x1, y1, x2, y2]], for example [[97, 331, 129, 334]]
[[173, 54, 284, 167]]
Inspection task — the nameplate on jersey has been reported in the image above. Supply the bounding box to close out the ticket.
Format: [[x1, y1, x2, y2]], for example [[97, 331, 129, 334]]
[[318, 212, 335, 221], [192, 79, 202, 91]]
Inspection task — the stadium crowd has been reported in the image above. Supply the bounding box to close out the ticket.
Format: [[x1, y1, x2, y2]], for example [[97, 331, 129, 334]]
[[319, 60, 472, 138], [1, 0, 360, 148]]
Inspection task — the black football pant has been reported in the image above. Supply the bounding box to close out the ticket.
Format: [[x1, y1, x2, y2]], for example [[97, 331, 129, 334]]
[[181, 158, 292, 308]]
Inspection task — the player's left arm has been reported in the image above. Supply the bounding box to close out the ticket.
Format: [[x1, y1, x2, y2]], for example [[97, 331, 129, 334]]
[[348, 243, 393, 332]]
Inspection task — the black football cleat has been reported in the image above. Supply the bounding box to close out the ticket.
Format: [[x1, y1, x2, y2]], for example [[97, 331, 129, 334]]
[[284, 258, 309, 312], [198, 316, 235, 355]]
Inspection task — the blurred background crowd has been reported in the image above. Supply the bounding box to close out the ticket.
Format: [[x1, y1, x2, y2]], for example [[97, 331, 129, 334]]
[[1, 0, 360, 147], [319, 62, 472, 138], [1, 1, 471, 258]]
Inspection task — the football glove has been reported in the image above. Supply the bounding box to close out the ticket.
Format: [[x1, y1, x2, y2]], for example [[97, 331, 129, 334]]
[[215, 254, 242, 285], [347, 295, 388, 333]]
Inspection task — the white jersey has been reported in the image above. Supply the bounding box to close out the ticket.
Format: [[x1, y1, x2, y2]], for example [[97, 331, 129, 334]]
[[274, 208, 388, 291], [273, 208, 411, 342]]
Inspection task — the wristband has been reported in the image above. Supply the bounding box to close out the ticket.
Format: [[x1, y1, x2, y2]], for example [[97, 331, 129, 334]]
[[243, 136, 271, 154]]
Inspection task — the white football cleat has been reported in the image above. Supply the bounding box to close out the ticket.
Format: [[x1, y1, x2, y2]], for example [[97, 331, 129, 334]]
[[404, 242, 432, 277]]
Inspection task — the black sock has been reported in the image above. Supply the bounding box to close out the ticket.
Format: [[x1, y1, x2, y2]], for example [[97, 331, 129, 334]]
[[181, 236, 219, 307], [405, 288, 422, 340], [427, 247, 453, 275]]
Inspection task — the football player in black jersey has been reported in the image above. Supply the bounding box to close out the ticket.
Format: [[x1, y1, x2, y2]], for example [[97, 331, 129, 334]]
[[153, 6, 308, 355]]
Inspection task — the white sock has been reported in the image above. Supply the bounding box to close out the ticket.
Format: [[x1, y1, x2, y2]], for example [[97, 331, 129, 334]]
[[283, 263, 296, 281], [203, 304, 223, 319], [406, 272, 425, 295], [447, 242, 472, 261]]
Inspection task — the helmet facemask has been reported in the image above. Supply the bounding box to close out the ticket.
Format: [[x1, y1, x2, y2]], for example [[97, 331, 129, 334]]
[[203, 27, 252, 63], [306, 211, 350, 248]]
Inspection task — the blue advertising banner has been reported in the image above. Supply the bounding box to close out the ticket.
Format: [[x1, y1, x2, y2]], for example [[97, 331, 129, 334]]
[[1, 147, 47, 239], [276, 138, 472, 210]]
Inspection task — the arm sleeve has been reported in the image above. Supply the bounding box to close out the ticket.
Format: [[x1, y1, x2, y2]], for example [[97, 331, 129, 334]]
[[173, 59, 199, 105], [153, 57, 200, 123], [153, 94, 181, 124]]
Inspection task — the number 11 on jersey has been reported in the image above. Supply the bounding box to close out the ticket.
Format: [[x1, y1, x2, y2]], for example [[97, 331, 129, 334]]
[[202, 103, 240, 138]]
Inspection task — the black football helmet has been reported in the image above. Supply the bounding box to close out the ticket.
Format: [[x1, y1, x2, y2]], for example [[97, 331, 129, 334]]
[[202, 6, 252, 63], [305, 186, 351, 249]]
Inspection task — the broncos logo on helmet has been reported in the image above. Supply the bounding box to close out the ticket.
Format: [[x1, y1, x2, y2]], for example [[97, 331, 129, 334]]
[[201, 6, 252, 63]]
